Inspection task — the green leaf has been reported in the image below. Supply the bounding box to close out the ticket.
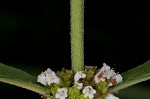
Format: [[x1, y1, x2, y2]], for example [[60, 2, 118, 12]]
[[0, 63, 47, 95], [109, 60, 150, 92]]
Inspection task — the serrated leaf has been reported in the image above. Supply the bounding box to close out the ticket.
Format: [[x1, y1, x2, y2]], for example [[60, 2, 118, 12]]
[[109, 60, 150, 92], [0, 63, 47, 95]]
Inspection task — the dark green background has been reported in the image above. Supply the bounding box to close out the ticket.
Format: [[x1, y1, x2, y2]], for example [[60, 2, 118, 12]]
[[0, 0, 150, 98]]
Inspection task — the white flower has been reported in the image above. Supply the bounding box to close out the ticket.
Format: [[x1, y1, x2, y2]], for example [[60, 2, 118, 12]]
[[74, 71, 86, 89], [105, 93, 119, 99], [94, 63, 112, 84], [94, 63, 122, 85], [74, 82, 83, 89], [82, 86, 96, 99], [55, 88, 68, 99], [46, 72, 60, 85], [94, 71, 105, 84], [74, 71, 86, 82], [37, 68, 60, 86], [108, 74, 123, 86], [104, 69, 116, 79]]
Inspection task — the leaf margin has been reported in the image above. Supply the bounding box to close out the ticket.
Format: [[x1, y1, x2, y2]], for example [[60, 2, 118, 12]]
[[0, 63, 48, 95], [108, 60, 150, 92]]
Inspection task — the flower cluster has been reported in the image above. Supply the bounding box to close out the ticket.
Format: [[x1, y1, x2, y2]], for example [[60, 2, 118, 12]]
[[37, 63, 123, 99], [94, 63, 123, 87]]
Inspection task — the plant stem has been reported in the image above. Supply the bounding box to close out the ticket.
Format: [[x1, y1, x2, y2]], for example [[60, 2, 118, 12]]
[[70, 0, 84, 72]]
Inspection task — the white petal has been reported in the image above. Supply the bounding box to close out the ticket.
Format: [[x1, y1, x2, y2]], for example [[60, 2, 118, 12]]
[[105, 93, 119, 99], [60, 88, 68, 97], [100, 63, 111, 72], [92, 89, 96, 94], [83, 86, 96, 99], [94, 72, 106, 84], [88, 94, 94, 99], [46, 74, 52, 85], [37, 72, 47, 85], [94, 63, 112, 84], [56, 87, 68, 99], [74, 82, 83, 89], [104, 69, 116, 79], [55, 93, 60, 98], [46, 68, 52, 74], [59, 97, 66, 99], [112, 74, 123, 84], [108, 83, 113, 87], [81, 73, 86, 78], [74, 71, 86, 82], [78, 71, 86, 78], [46, 72, 60, 85], [74, 71, 80, 82], [52, 76, 60, 84], [94, 74, 100, 84]]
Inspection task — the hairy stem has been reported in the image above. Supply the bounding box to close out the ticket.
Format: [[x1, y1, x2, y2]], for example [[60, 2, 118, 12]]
[[70, 0, 84, 72]]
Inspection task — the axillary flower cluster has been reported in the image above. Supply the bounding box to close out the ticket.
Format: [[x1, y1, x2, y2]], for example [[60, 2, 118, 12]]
[[37, 63, 123, 99]]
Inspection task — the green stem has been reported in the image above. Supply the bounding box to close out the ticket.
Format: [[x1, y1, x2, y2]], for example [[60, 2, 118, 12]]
[[70, 0, 84, 72]]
